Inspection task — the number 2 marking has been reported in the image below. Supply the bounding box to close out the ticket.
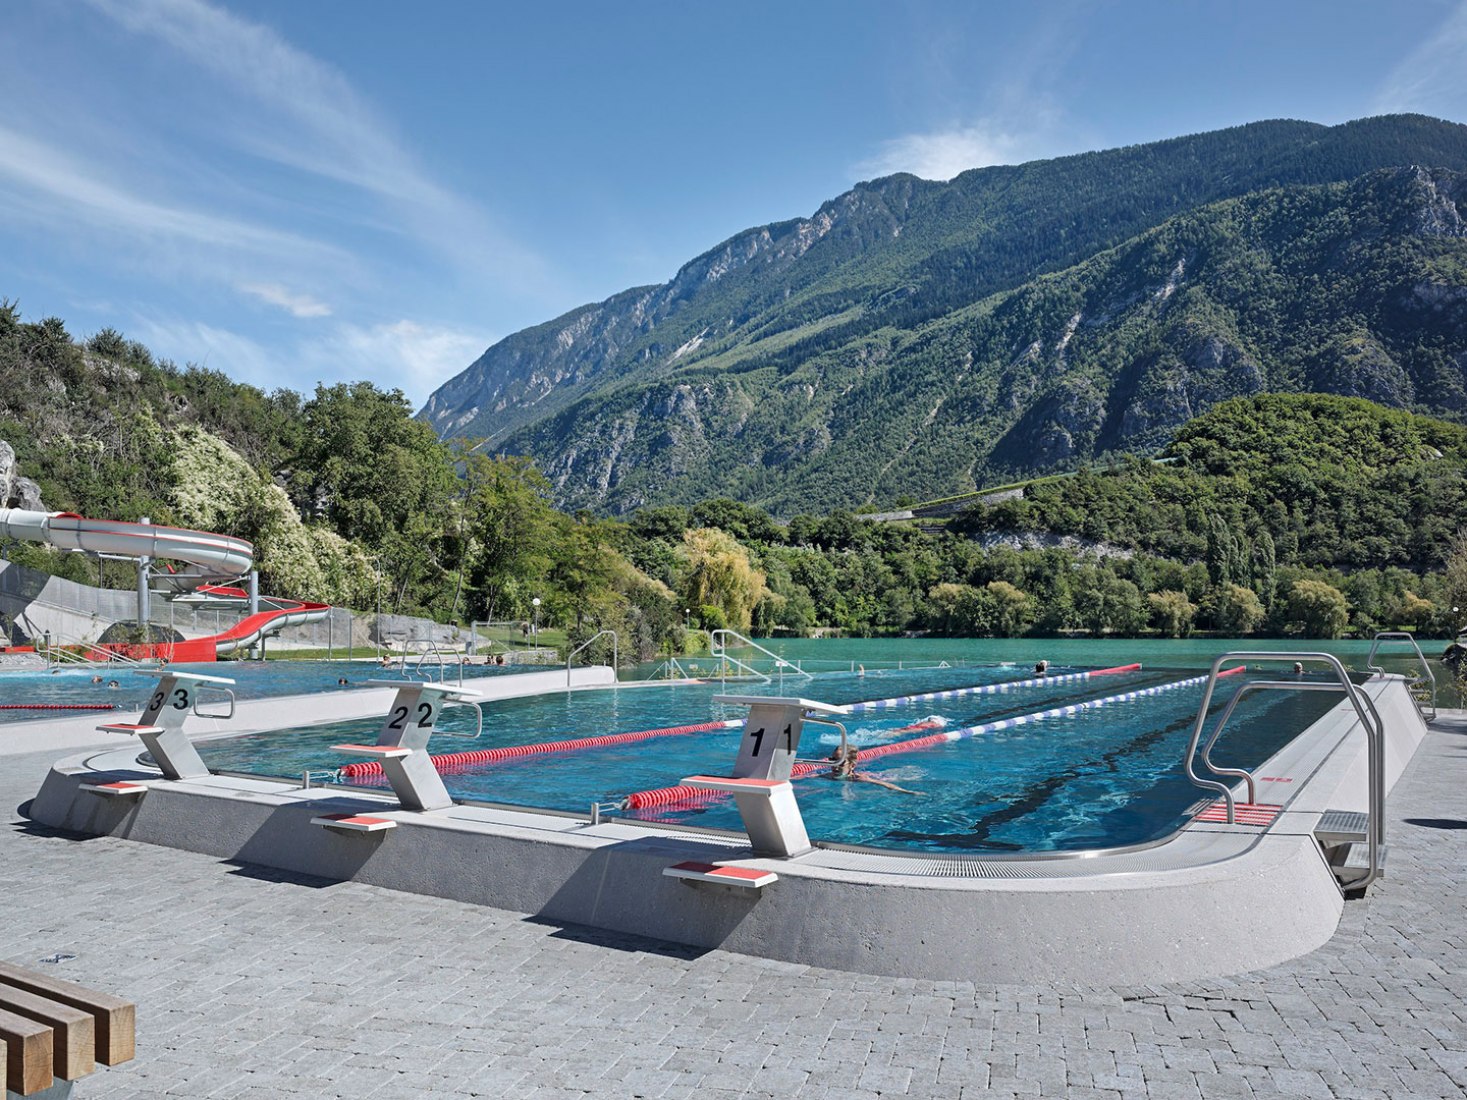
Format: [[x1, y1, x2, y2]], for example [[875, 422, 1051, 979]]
[[416, 702, 433, 728], [387, 705, 408, 731]]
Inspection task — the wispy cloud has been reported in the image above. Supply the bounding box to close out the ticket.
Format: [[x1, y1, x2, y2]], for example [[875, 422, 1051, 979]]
[[1373, 1, 1467, 118], [0, 124, 345, 269], [83, 0, 550, 291], [238, 282, 331, 319], [134, 314, 487, 405], [319, 320, 488, 402], [855, 122, 1031, 181]]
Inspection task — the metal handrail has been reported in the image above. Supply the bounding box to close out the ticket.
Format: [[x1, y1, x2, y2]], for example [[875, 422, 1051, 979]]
[[411, 640, 450, 683], [431, 699, 483, 739], [567, 630, 618, 686], [710, 629, 811, 687], [1366, 631, 1436, 721], [1183, 652, 1386, 891]]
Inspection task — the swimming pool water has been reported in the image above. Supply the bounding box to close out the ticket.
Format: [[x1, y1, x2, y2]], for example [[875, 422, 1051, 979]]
[[196, 664, 1342, 854]]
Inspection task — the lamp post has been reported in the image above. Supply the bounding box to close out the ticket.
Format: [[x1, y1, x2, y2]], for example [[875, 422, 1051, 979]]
[[531, 597, 541, 650], [684, 608, 691, 630], [373, 558, 384, 660]]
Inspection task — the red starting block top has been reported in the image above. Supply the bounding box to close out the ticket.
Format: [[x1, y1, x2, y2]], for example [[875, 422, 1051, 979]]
[[311, 813, 398, 833], [79, 781, 149, 797], [664, 860, 778, 889], [96, 723, 166, 736], [331, 743, 413, 759], [681, 775, 788, 792]]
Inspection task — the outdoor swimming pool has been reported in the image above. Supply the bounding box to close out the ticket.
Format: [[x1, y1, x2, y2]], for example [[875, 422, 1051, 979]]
[[195, 662, 1342, 854]]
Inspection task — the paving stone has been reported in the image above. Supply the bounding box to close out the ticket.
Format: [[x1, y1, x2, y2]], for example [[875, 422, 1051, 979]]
[[2, 715, 1466, 1098]]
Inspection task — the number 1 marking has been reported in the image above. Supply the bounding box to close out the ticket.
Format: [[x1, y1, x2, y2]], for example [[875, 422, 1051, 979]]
[[748, 727, 765, 756]]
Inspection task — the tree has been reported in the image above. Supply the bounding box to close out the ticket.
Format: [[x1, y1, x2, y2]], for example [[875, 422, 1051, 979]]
[[986, 581, 1035, 636], [464, 455, 558, 623], [1201, 584, 1266, 634], [1148, 590, 1196, 637], [677, 528, 769, 632], [1284, 579, 1350, 638]]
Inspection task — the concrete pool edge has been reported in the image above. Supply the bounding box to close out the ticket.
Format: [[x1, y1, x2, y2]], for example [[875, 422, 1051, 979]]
[[26, 674, 1428, 985]]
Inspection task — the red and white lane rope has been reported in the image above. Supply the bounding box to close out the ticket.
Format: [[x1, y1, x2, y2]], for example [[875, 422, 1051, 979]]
[[623, 666, 1243, 811]]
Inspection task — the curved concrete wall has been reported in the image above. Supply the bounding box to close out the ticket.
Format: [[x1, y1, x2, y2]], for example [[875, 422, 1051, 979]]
[[26, 674, 1428, 984]]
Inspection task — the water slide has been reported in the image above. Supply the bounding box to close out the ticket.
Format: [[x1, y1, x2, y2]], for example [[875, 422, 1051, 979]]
[[0, 508, 328, 660]]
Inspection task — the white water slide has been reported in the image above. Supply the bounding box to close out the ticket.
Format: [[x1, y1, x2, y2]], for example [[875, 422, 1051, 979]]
[[0, 508, 253, 581], [0, 508, 327, 658]]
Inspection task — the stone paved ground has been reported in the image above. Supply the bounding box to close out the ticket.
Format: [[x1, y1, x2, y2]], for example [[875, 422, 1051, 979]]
[[1, 720, 1464, 1099]]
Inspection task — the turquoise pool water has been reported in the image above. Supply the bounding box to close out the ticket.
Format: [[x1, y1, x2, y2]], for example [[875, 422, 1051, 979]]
[[196, 663, 1343, 854]]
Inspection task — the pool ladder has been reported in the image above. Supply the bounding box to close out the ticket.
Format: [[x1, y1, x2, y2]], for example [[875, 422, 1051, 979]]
[[1366, 631, 1436, 721], [1182, 652, 1386, 893]]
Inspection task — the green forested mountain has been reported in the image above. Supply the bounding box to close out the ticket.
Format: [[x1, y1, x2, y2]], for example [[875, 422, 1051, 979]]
[[3, 299, 1465, 643], [420, 115, 1467, 515]]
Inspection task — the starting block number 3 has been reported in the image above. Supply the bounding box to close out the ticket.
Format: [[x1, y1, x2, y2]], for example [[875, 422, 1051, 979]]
[[142, 681, 194, 727]]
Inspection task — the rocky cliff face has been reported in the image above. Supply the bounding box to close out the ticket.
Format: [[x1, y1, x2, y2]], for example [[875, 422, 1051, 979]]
[[421, 118, 1467, 514], [0, 441, 45, 511]]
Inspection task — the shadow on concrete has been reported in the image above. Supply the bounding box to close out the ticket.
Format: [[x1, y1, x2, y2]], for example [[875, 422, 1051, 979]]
[[9, 799, 110, 841], [524, 915, 711, 961], [1403, 817, 1467, 830], [222, 860, 345, 888]]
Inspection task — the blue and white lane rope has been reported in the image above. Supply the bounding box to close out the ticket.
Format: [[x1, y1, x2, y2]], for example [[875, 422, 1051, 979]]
[[847, 662, 1143, 713], [856, 666, 1245, 762]]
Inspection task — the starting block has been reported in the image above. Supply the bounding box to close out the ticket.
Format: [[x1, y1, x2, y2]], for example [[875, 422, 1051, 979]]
[[664, 860, 778, 890], [97, 668, 236, 780], [311, 812, 398, 834], [685, 696, 851, 858], [78, 780, 149, 798], [332, 681, 482, 812]]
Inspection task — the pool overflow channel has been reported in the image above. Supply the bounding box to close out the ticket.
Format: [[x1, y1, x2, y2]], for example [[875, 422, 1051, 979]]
[[77, 653, 1404, 897]]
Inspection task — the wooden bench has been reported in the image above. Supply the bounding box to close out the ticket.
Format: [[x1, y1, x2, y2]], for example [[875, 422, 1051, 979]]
[[0, 962, 134, 1096]]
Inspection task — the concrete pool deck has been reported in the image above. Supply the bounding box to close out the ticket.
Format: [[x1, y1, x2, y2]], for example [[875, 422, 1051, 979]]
[[1, 714, 1463, 1097]]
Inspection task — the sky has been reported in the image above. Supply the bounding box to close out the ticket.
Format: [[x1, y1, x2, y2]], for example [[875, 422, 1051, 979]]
[[3, 0, 1467, 409]]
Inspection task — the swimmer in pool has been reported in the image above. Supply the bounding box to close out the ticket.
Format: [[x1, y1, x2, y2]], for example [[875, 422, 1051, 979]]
[[827, 746, 923, 794], [107, 680, 119, 688], [1034, 659, 1049, 675]]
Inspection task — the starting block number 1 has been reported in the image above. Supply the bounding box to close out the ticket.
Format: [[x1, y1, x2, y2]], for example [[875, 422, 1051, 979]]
[[746, 724, 793, 758]]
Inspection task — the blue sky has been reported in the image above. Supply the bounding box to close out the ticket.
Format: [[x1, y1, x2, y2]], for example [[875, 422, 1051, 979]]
[[3, 0, 1466, 407]]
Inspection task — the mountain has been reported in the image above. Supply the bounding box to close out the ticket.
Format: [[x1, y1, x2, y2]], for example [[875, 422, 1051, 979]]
[[420, 115, 1467, 515]]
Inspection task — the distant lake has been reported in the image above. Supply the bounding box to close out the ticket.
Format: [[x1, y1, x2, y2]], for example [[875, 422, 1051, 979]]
[[672, 635, 1459, 706]]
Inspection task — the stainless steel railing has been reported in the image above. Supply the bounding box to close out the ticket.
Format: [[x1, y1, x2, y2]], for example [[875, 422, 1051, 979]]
[[1366, 631, 1436, 721], [1182, 652, 1386, 891]]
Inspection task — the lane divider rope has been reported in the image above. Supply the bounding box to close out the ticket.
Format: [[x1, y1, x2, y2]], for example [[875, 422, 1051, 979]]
[[846, 662, 1142, 712], [339, 663, 1145, 782], [623, 665, 1243, 811], [338, 719, 742, 779]]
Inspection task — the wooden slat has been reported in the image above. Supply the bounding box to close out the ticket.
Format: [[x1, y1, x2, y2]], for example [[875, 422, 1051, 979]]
[[0, 964, 134, 1066], [0, 1006, 52, 1096], [0, 982, 94, 1080]]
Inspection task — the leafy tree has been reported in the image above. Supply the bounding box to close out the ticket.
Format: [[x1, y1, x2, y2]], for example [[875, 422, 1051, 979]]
[[1148, 590, 1196, 637], [1201, 584, 1266, 634], [1283, 579, 1350, 638], [986, 580, 1035, 637], [677, 528, 769, 632]]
